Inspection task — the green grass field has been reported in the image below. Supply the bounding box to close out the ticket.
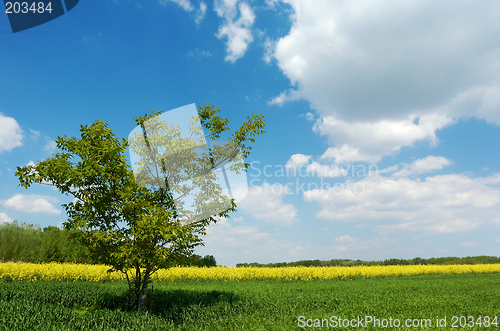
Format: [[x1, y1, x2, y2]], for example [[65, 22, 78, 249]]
[[1, 273, 499, 330]]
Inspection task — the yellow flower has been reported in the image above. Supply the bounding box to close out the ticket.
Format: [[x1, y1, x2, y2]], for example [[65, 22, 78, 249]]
[[1, 262, 500, 282]]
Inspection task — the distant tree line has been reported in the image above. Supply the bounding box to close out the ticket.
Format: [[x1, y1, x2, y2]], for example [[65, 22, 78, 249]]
[[172, 253, 218, 268], [237, 256, 500, 268], [0, 221, 93, 264], [0, 221, 216, 267]]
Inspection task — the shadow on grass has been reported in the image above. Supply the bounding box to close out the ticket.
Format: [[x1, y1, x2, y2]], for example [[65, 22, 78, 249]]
[[98, 288, 240, 323]]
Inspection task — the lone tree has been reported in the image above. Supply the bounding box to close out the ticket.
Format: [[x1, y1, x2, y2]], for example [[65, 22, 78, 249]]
[[16, 105, 266, 312]]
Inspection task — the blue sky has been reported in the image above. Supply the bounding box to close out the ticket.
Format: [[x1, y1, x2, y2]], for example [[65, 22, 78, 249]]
[[1, 0, 500, 266]]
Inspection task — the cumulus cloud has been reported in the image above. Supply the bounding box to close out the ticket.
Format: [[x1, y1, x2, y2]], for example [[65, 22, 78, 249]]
[[215, 0, 255, 63], [285, 153, 311, 172], [335, 234, 355, 243], [306, 162, 348, 178], [239, 183, 298, 227], [198, 216, 301, 265], [268, 0, 500, 162], [271, 0, 500, 120], [377, 165, 399, 175], [443, 86, 500, 126], [0, 113, 23, 153], [3, 194, 61, 215], [314, 113, 454, 164], [285, 154, 350, 178], [0, 212, 12, 224], [392, 156, 452, 178], [285, 154, 362, 178], [304, 173, 500, 235]]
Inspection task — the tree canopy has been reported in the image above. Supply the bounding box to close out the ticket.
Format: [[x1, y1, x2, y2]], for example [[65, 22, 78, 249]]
[[16, 104, 266, 311]]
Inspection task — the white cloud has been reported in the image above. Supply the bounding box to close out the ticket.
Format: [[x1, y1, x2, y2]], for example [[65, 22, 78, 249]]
[[3, 194, 61, 215], [43, 139, 57, 153], [392, 156, 452, 178], [0, 113, 23, 153], [377, 165, 399, 175], [305, 112, 315, 121], [268, 0, 500, 162], [285, 154, 348, 178], [271, 0, 500, 120], [304, 173, 500, 235], [215, 0, 255, 63], [314, 113, 454, 164], [285, 153, 311, 172], [306, 162, 347, 178], [320, 145, 374, 165], [444, 86, 500, 126], [158, 0, 207, 24], [269, 89, 299, 106], [263, 37, 275, 63], [158, 0, 207, 25], [0, 212, 12, 224], [264, 0, 280, 9], [195, 1, 207, 24], [198, 216, 300, 265], [159, 0, 194, 11], [30, 129, 40, 141], [239, 183, 298, 227], [335, 234, 355, 243]]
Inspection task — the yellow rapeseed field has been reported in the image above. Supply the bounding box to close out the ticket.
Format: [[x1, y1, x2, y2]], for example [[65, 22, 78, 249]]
[[1, 262, 500, 282]]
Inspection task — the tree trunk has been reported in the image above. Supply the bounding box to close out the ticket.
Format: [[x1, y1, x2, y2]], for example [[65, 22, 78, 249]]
[[137, 272, 150, 312]]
